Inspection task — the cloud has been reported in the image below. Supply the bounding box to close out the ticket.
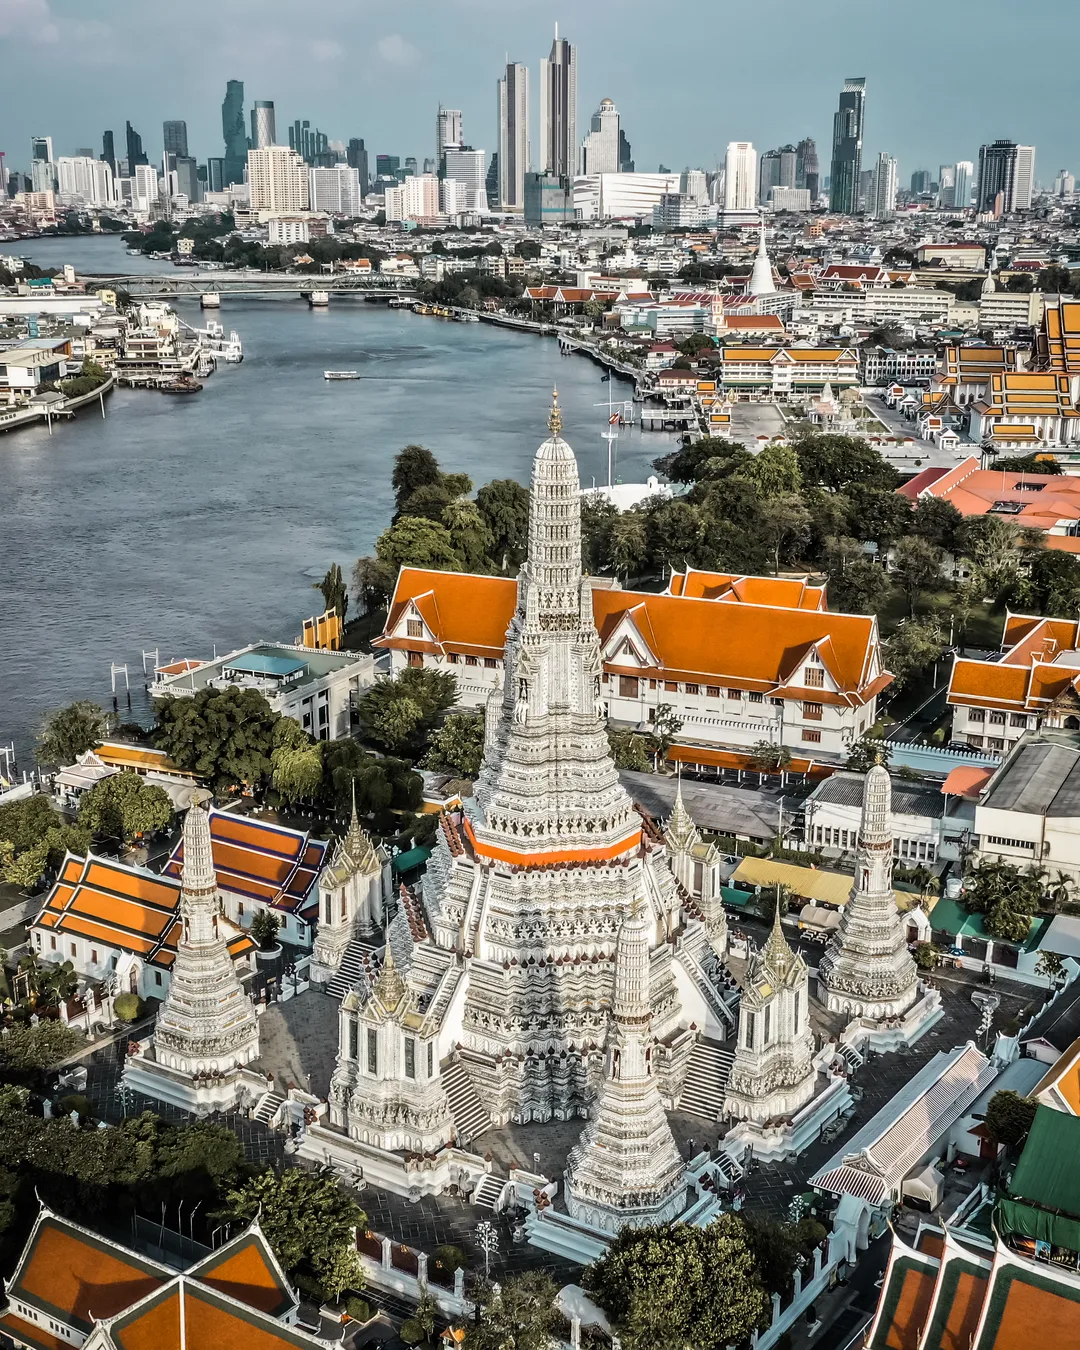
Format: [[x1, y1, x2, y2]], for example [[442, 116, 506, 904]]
[[376, 33, 419, 66], [309, 37, 344, 62], [0, 0, 59, 42]]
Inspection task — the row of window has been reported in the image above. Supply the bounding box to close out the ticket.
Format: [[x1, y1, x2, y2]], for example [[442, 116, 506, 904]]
[[811, 826, 937, 860], [967, 735, 1005, 751], [742, 994, 800, 1048], [967, 709, 1030, 728], [984, 835, 1037, 852], [41, 932, 166, 987], [348, 1021, 435, 1080]]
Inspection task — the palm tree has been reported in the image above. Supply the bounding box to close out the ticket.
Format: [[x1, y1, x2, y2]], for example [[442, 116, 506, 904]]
[[1048, 870, 1074, 913]]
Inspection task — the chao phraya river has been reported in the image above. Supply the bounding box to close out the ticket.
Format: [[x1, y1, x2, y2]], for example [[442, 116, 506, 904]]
[[0, 236, 672, 761]]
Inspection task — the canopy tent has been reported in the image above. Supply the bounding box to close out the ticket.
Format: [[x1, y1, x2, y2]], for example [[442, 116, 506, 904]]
[[996, 1105, 1080, 1252]]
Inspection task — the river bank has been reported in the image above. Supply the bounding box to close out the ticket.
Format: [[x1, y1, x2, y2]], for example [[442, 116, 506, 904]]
[[0, 235, 678, 766]]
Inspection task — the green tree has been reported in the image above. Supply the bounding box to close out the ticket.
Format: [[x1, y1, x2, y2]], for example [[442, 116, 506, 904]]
[[352, 555, 397, 612], [794, 433, 899, 493], [271, 742, 324, 806], [823, 537, 891, 615], [375, 515, 462, 573], [441, 498, 494, 571], [608, 728, 651, 772], [220, 1168, 366, 1300], [581, 493, 619, 573], [760, 493, 811, 574], [739, 443, 802, 499], [983, 1090, 1038, 1147], [318, 737, 423, 822], [465, 1271, 563, 1350], [1036, 950, 1066, 985], [847, 485, 913, 549], [911, 497, 964, 553], [0, 796, 90, 887], [649, 703, 683, 763], [154, 686, 281, 793], [359, 667, 459, 755], [914, 942, 941, 970], [892, 535, 945, 616], [885, 616, 947, 688], [422, 712, 485, 778], [583, 1218, 769, 1350], [749, 741, 792, 773], [78, 773, 173, 842], [847, 737, 891, 773], [476, 478, 530, 570], [392, 444, 442, 515], [251, 909, 280, 949], [608, 511, 649, 580], [315, 562, 348, 620], [36, 700, 109, 766], [958, 514, 1019, 598], [0, 1020, 81, 1074]]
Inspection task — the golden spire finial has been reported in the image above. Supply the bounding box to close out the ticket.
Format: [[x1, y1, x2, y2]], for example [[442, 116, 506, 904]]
[[548, 386, 562, 437]]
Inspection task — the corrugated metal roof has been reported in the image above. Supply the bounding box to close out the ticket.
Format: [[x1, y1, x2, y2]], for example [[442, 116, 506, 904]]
[[983, 738, 1080, 817], [811, 771, 946, 820], [618, 771, 780, 840]]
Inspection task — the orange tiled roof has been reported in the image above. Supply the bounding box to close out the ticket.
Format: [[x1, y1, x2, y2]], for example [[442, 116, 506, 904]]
[[975, 1265, 1080, 1350], [110, 1282, 318, 1350], [378, 568, 886, 703], [93, 742, 193, 776], [878, 1261, 938, 1349], [162, 810, 328, 915], [901, 456, 1080, 528], [0, 1313, 73, 1350], [667, 569, 827, 609], [948, 615, 1080, 715], [9, 1216, 168, 1331], [1035, 301, 1080, 374], [187, 1232, 294, 1317], [1032, 1035, 1080, 1115]]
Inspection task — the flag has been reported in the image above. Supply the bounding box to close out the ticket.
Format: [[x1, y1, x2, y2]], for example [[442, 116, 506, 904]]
[[609, 413, 621, 425], [600, 371, 610, 382]]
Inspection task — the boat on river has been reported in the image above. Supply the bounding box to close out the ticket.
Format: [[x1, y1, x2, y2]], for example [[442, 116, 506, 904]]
[[324, 371, 360, 380]]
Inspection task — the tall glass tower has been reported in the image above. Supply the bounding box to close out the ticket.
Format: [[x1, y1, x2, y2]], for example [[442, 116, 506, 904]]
[[829, 77, 866, 214], [221, 79, 247, 186]]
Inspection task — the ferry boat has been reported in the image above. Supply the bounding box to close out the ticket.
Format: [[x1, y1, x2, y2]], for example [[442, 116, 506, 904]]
[[388, 296, 413, 309], [159, 377, 202, 395], [324, 371, 360, 380], [309, 291, 330, 307], [200, 292, 220, 309]]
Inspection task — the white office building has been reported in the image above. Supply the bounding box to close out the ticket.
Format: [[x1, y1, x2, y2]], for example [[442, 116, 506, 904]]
[[31, 159, 57, 194], [247, 146, 310, 213], [436, 107, 463, 165], [724, 142, 758, 212], [769, 186, 812, 211], [308, 165, 362, 216], [497, 61, 530, 211], [385, 174, 440, 224], [580, 98, 621, 176], [574, 172, 681, 221], [1013, 145, 1037, 211], [870, 153, 898, 219], [954, 161, 974, 208], [132, 164, 160, 214], [56, 156, 114, 207], [442, 147, 488, 212]]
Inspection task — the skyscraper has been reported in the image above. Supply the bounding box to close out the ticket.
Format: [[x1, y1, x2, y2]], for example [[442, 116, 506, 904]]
[[125, 122, 148, 170], [796, 137, 819, 201], [937, 164, 956, 208], [975, 141, 1036, 214], [539, 25, 577, 177], [247, 145, 310, 211], [221, 79, 247, 186], [497, 61, 529, 212], [619, 129, 634, 174], [250, 101, 276, 150], [954, 161, 974, 208], [580, 99, 621, 175], [910, 169, 931, 196], [375, 154, 400, 182], [101, 130, 115, 175], [347, 139, 369, 193], [723, 141, 757, 213], [829, 77, 866, 214], [31, 135, 53, 164], [436, 107, 463, 169], [758, 149, 781, 205], [871, 153, 898, 219], [163, 121, 188, 158]]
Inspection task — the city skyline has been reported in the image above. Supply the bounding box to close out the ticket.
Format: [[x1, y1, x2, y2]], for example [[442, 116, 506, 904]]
[[3, 0, 1074, 184]]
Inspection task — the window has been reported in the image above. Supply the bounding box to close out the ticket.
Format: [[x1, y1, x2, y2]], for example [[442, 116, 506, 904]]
[[367, 1027, 378, 1074], [427, 1041, 434, 1078], [484, 658, 498, 669], [727, 688, 742, 700], [748, 691, 764, 704], [407, 651, 423, 668], [968, 708, 985, 723], [989, 711, 1006, 725], [406, 618, 423, 638], [91, 949, 99, 965], [465, 655, 478, 666], [802, 728, 822, 744], [763, 1004, 772, 1044], [1009, 713, 1027, 728], [349, 1018, 358, 1061], [988, 737, 1004, 751], [793, 990, 800, 1027], [706, 686, 721, 698], [744, 1010, 756, 1049], [620, 675, 639, 698], [318, 705, 329, 725], [447, 652, 460, 664], [685, 683, 699, 695], [70, 943, 76, 957], [649, 678, 658, 689], [665, 681, 678, 693], [803, 701, 823, 721], [154, 971, 162, 987], [987, 835, 1036, 851], [804, 666, 825, 688], [771, 698, 784, 708], [405, 1037, 416, 1080]]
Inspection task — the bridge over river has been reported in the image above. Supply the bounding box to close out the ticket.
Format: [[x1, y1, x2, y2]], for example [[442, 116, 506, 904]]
[[79, 268, 418, 299]]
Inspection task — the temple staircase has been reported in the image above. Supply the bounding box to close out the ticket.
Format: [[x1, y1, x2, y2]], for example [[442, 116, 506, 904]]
[[441, 1057, 492, 1146], [253, 1091, 285, 1126], [837, 1042, 865, 1075], [472, 1173, 506, 1211], [678, 1038, 735, 1122], [327, 937, 378, 1003]]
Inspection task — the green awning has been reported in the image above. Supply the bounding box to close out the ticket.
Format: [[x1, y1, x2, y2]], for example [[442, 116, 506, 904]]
[[996, 1106, 1080, 1251], [392, 845, 432, 875], [721, 886, 753, 907]]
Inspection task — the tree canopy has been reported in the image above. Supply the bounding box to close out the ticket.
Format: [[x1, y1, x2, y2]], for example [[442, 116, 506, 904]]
[[358, 667, 459, 756], [78, 772, 173, 842], [983, 1090, 1038, 1147], [36, 701, 109, 767], [154, 686, 281, 793], [422, 711, 486, 778]]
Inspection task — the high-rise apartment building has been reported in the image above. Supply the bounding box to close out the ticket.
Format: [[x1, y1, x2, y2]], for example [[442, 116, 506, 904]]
[[205, 159, 225, 193], [871, 153, 898, 219], [581, 99, 621, 175], [442, 147, 488, 210], [132, 163, 160, 213], [101, 130, 115, 174], [125, 122, 148, 170], [796, 137, 820, 201], [221, 80, 247, 185], [247, 145, 310, 212], [539, 25, 576, 176], [163, 121, 188, 158], [384, 174, 440, 224], [174, 157, 200, 203], [829, 77, 866, 214], [436, 107, 463, 168], [497, 61, 529, 211], [347, 139, 369, 192], [57, 156, 115, 206], [954, 161, 974, 209], [723, 142, 758, 213], [309, 165, 362, 215], [975, 140, 1036, 214], [936, 164, 956, 208]]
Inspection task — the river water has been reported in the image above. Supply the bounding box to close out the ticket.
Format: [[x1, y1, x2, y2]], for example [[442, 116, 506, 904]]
[[0, 235, 671, 763]]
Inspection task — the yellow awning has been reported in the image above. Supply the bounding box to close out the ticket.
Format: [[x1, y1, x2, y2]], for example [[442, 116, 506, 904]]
[[732, 856, 916, 911]]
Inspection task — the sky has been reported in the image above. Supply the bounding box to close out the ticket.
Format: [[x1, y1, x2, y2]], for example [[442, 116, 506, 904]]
[[2, 0, 1076, 185]]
